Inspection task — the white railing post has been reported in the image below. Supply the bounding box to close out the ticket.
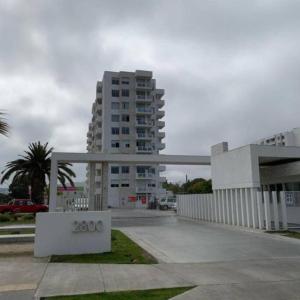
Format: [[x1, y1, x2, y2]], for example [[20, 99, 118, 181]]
[[218, 190, 222, 222], [231, 189, 235, 225], [264, 191, 271, 230], [225, 189, 230, 224], [235, 188, 240, 226], [245, 188, 251, 227], [240, 189, 245, 227], [251, 188, 258, 229], [272, 191, 280, 230], [256, 191, 264, 229], [280, 191, 288, 230], [222, 189, 226, 224]]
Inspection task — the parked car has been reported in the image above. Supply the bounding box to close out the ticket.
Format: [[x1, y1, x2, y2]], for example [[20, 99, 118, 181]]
[[0, 199, 48, 214], [159, 196, 177, 211]]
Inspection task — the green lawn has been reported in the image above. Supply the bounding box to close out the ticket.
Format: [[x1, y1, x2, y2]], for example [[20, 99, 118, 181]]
[[50, 229, 157, 264], [43, 287, 193, 300], [267, 230, 300, 239]]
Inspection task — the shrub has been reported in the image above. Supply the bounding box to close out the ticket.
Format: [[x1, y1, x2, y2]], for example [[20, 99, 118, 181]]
[[21, 214, 35, 221], [0, 214, 10, 222]]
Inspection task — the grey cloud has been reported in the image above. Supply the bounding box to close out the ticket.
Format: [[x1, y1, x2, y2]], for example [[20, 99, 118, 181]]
[[1, 0, 300, 184]]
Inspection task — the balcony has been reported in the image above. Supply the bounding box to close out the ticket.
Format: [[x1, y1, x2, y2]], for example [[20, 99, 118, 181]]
[[136, 81, 152, 89], [136, 133, 153, 140], [158, 132, 165, 139], [157, 99, 165, 108], [156, 110, 165, 119], [136, 172, 155, 179], [136, 146, 153, 153], [158, 121, 165, 128], [136, 107, 153, 114], [157, 143, 166, 150], [136, 95, 152, 102], [136, 186, 155, 193], [159, 176, 167, 182], [95, 175, 101, 182], [95, 140, 102, 146], [136, 120, 153, 127], [156, 89, 164, 96], [159, 165, 166, 172]]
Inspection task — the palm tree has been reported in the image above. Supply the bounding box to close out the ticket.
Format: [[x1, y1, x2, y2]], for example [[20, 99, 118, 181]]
[[1, 142, 75, 203], [0, 111, 9, 137]]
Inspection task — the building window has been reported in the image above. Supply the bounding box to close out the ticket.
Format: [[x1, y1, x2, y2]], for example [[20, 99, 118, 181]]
[[123, 141, 130, 148], [121, 183, 130, 187], [112, 90, 120, 97], [122, 114, 130, 122], [112, 78, 119, 85], [111, 115, 120, 122], [111, 166, 119, 174], [122, 127, 129, 135], [111, 140, 120, 148], [121, 102, 129, 110], [122, 89, 129, 97], [121, 166, 130, 174], [96, 98, 102, 104], [121, 78, 129, 85], [111, 183, 119, 187], [111, 102, 120, 110], [111, 127, 120, 135]]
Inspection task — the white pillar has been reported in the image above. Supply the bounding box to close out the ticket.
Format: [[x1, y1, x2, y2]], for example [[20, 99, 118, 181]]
[[279, 191, 288, 230], [235, 188, 240, 226], [226, 189, 231, 224], [245, 188, 251, 227], [272, 191, 279, 230], [222, 190, 226, 224], [200, 195, 204, 220], [213, 191, 218, 222], [218, 190, 222, 222], [264, 191, 271, 230], [240, 188, 245, 227], [101, 162, 109, 210], [88, 162, 96, 210], [256, 191, 264, 229], [49, 157, 58, 212], [251, 188, 258, 229], [231, 189, 235, 225]]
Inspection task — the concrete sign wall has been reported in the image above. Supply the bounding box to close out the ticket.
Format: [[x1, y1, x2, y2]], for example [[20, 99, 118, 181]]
[[34, 211, 111, 257]]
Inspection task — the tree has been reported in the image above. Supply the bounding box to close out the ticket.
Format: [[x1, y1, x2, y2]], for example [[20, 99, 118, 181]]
[[163, 178, 212, 194], [9, 177, 30, 199], [1, 142, 75, 203], [0, 111, 9, 137]]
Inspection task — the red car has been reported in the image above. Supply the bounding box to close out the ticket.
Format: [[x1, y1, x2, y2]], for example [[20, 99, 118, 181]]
[[0, 199, 48, 214]]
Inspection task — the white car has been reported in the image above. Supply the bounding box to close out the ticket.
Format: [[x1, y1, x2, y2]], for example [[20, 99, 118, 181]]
[[159, 197, 177, 210]]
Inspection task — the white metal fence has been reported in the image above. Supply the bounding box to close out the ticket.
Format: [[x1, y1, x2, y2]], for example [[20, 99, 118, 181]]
[[177, 189, 288, 230]]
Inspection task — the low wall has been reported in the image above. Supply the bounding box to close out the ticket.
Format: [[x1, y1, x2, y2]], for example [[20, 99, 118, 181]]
[[34, 211, 111, 257]]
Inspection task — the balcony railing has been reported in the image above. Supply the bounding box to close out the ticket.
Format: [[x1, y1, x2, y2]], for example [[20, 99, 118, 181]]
[[136, 146, 153, 152], [136, 120, 153, 127], [136, 132, 153, 139], [136, 107, 153, 113], [136, 82, 151, 88], [136, 172, 155, 179], [136, 95, 152, 101]]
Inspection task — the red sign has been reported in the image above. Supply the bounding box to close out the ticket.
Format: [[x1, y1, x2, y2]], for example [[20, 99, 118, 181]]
[[128, 195, 136, 202]]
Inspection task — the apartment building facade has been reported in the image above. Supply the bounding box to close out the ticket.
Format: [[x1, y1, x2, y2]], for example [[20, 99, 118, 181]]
[[86, 70, 166, 208], [255, 128, 300, 147]]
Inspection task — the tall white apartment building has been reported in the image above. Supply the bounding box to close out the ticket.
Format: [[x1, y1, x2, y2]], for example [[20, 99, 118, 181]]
[[86, 70, 166, 208], [255, 127, 300, 147]]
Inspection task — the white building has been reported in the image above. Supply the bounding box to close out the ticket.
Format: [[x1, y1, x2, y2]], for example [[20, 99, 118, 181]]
[[86, 70, 166, 208], [255, 127, 300, 147]]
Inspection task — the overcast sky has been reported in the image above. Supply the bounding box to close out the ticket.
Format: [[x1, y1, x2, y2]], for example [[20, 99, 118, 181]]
[[1, 0, 300, 186]]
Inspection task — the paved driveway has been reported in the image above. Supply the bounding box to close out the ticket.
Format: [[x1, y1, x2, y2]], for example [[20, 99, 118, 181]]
[[117, 213, 300, 263]]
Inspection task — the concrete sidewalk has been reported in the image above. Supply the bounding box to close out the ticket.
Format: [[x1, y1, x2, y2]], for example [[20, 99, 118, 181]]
[[1, 257, 300, 299]]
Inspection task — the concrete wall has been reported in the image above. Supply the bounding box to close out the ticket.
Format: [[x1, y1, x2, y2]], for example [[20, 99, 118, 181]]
[[211, 144, 260, 189], [34, 211, 111, 257]]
